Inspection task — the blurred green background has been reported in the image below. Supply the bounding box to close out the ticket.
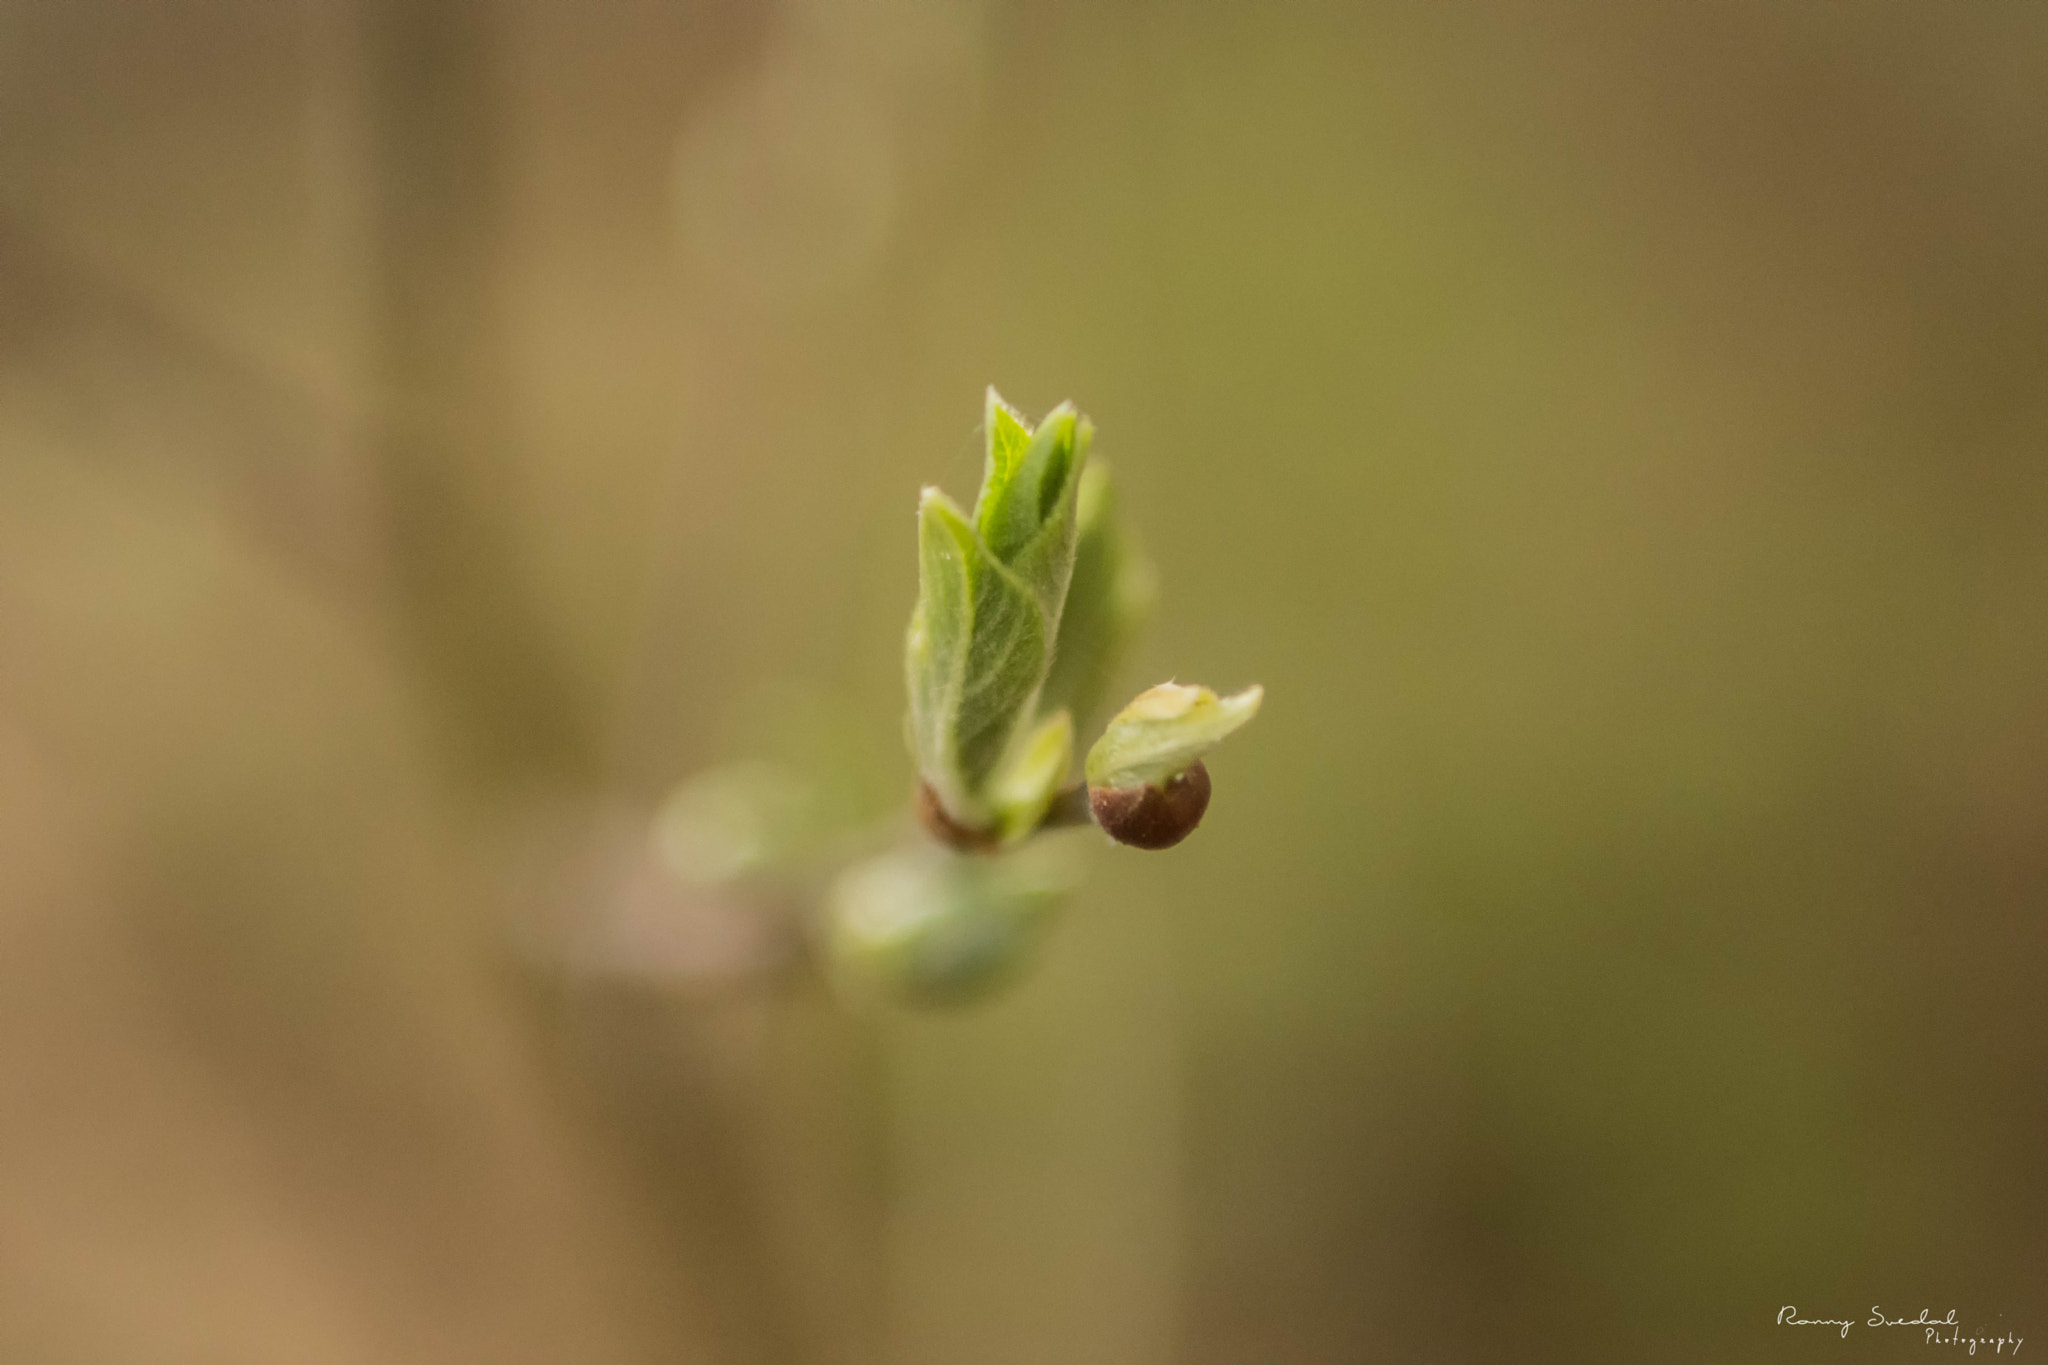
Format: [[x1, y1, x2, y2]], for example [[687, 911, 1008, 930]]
[[1, 1, 2043, 1361]]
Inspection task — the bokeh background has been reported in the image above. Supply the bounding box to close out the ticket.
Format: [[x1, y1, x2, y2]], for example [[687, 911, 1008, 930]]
[[1, 1, 2044, 1361]]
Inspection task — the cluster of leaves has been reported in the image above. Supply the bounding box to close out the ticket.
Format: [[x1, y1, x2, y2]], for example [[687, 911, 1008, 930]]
[[649, 390, 1260, 1007], [828, 390, 1261, 1004], [903, 391, 1259, 845]]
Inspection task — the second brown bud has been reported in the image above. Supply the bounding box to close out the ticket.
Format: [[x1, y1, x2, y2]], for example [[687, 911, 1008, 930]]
[[1087, 760, 1212, 850]]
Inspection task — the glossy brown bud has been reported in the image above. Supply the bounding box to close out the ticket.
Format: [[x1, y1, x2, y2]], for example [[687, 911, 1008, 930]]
[[1087, 760, 1211, 850], [914, 781, 1002, 853]]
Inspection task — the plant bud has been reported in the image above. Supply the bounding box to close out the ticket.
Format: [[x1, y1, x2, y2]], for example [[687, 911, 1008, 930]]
[[1088, 759, 1211, 850], [1083, 681, 1261, 849], [824, 840, 1080, 1007], [914, 780, 1001, 853], [903, 390, 1092, 835]]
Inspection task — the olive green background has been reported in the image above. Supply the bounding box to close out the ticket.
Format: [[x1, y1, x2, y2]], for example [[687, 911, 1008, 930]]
[[0, 1, 2042, 1361]]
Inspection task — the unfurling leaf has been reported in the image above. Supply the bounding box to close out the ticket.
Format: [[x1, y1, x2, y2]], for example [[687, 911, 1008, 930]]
[[1086, 682, 1264, 790], [1038, 462, 1155, 733], [988, 708, 1074, 842], [905, 490, 1046, 825], [904, 391, 1091, 836]]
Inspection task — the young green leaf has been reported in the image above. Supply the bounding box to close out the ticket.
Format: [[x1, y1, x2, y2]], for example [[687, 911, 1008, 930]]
[[906, 489, 975, 819], [988, 708, 1074, 842], [1085, 682, 1264, 790], [983, 386, 1032, 503], [905, 488, 1051, 827], [906, 394, 1094, 835], [974, 397, 1091, 623], [977, 400, 1073, 559], [1038, 462, 1156, 732], [1005, 413, 1091, 626]]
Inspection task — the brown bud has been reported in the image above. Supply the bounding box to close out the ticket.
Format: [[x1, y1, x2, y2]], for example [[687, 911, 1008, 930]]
[[1087, 760, 1212, 850], [914, 781, 1002, 853]]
